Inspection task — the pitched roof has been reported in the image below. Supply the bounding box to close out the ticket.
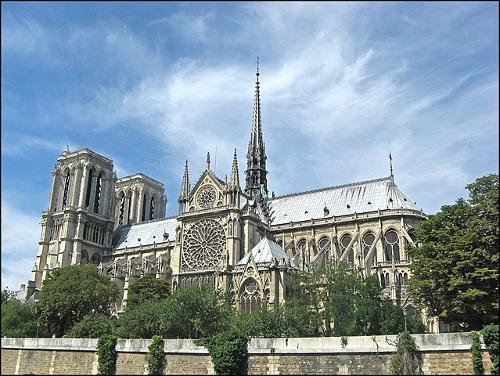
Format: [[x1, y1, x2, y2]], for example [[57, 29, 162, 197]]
[[237, 237, 295, 268], [269, 176, 420, 225], [112, 217, 177, 250]]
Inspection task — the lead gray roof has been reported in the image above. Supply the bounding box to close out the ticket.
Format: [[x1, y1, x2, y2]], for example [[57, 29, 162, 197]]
[[112, 217, 177, 250], [269, 176, 420, 225], [237, 237, 295, 268]]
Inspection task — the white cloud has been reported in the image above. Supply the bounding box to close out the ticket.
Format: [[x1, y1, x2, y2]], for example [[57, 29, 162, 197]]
[[1, 200, 40, 291]]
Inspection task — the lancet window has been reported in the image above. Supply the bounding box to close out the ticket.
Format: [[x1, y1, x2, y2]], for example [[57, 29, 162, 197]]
[[150, 196, 155, 220], [118, 192, 125, 225], [62, 171, 71, 208], [93, 173, 103, 214]]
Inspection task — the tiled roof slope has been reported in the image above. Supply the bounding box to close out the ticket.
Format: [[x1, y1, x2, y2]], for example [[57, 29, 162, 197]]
[[112, 217, 177, 250], [269, 176, 420, 225], [237, 237, 296, 268]]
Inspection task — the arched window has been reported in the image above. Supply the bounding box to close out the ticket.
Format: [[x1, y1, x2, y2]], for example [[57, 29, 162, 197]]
[[93, 173, 103, 213], [149, 196, 155, 220], [318, 236, 331, 255], [384, 230, 400, 262], [85, 168, 95, 208], [340, 234, 354, 266], [80, 250, 89, 265], [118, 192, 125, 225], [239, 279, 261, 314], [316, 236, 330, 265], [62, 171, 71, 208], [362, 232, 376, 262], [380, 272, 385, 288], [127, 190, 132, 224]]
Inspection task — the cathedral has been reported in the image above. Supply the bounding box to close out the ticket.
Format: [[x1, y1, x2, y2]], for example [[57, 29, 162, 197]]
[[28, 65, 426, 317]]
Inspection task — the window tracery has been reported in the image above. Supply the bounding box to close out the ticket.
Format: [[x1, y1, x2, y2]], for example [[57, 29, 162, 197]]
[[196, 185, 217, 209], [62, 172, 71, 208], [181, 219, 225, 271], [384, 230, 400, 262], [118, 193, 125, 225], [239, 278, 261, 314], [340, 234, 354, 266], [93, 173, 103, 213]]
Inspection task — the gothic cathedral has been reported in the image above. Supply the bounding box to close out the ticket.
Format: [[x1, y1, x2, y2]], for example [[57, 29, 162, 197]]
[[29, 65, 426, 314]]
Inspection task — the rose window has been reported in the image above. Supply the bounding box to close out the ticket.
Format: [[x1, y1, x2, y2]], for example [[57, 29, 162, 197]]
[[182, 219, 225, 271], [196, 185, 217, 208]]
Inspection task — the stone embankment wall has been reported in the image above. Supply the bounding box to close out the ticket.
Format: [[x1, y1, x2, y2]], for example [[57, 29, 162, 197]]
[[1, 333, 492, 375]]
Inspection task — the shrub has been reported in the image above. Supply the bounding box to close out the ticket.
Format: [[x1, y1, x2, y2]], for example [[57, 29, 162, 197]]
[[471, 331, 484, 375], [197, 329, 248, 375], [389, 332, 421, 375], [482, 324, 499, 375], [97, 334, 118, 375], [147, 335, 165, 375]]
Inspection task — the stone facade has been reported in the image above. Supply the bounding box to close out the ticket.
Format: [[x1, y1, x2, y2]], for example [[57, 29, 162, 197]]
[[1, 334, 493, 375], [27, 65, 426, 320]]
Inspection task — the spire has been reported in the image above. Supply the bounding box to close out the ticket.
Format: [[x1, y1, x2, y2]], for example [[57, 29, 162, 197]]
[[231, 148, 240, 189], [206, 152, 211, 171], [389, 153, 394, 181], [178, 160, 190, 202], [245, 57, 268, 198]]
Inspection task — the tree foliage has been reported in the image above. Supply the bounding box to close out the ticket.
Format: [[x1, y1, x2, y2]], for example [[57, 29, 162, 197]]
[[197, 329, 248, 375], [389, 331, 422, 375], [37, 264, 118, 337], [481, 324, 499, 375], [147, 335, 165, 375], [1, 298, 44, 338], [287, 262, 425, 336], [97, 334, 118, 375], [408, 174, 499, 330], [114, 299, 166, 339], [126, 275, 170, 308], [66, 313, 115, 338], [159, 287, 230, 339]]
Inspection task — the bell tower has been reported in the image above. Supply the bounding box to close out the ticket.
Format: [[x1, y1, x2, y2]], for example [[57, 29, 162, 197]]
[[31, 148, 116, 288]]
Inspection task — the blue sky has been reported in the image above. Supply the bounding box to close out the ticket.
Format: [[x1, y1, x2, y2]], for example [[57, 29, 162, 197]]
[[1, 2, 498, 290]]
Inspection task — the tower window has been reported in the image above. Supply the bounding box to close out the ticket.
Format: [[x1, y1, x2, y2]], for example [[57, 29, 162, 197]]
[[93, 173, 103, 213], [118, 193, 125, 225], [85, 168, 94, 208], [62, 172, 71, 208], [150, 196, 155, 220], [141, 193, 147, 221]]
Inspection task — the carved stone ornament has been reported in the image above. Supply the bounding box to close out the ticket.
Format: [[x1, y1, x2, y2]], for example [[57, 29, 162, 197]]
[[182, 219, 225, 271], [196, 185, 217, 209]]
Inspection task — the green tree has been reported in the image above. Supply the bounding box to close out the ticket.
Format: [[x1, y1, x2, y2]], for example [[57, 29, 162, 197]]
[[407, 174, 499, 330], [37, 264, 118, 337], [288, 262, 380, 336], [114, 299, 166, 339], [160, 287, 229, 338], [66, 313, 115, 338], [126, 275, 170, 308], [1, 299, 44, 338], [1, 289, 16, 304]]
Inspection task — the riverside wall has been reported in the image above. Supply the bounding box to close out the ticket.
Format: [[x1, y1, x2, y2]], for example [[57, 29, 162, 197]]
[[1, 333, 492, 375]]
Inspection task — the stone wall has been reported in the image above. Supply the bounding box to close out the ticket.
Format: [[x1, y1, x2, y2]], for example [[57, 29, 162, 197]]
[[1, 333, 492, 375]]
